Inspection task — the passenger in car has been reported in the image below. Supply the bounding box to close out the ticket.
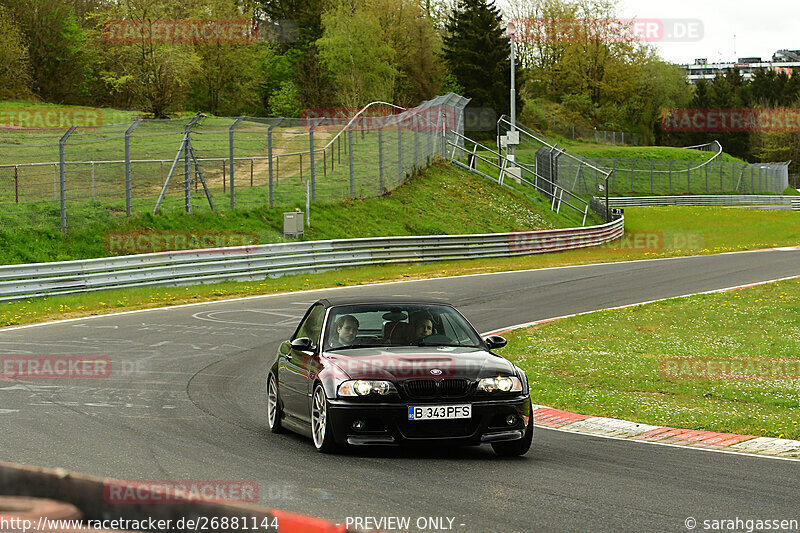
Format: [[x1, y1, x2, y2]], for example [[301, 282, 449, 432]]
[[330, 315, 359, 347]]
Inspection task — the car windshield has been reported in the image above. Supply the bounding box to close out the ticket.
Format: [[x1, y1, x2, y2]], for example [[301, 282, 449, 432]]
[[324, 304, 483, 350]]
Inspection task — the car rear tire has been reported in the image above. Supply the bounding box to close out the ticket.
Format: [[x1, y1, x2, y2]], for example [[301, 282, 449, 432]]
[[267, 374, 285, 434], [311, 384, 337, 453], [491, 412, 534, 457]]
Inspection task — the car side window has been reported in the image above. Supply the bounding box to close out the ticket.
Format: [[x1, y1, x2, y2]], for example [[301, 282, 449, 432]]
[[295, 304, 325, 346]]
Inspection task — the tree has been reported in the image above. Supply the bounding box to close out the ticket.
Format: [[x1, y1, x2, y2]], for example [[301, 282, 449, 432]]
[[5, 0, 91, 103], [0, 6, 32, 99], [316, 0, 397, 109], [91, 0, 200, 117], [443, 0, 520, 120], [362, 0, 443, 106]]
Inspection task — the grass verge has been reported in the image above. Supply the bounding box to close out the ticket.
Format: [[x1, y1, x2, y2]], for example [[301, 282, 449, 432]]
[[1, 206, 798, 329], [0, 162, 575, 264], [501, 277, 800, 440]]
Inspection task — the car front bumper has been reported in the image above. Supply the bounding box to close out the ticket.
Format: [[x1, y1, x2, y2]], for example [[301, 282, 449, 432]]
[[326, 396, 532, 446]]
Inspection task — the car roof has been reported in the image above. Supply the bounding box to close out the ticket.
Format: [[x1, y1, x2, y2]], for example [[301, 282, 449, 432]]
[[316, 296, 453, 308]]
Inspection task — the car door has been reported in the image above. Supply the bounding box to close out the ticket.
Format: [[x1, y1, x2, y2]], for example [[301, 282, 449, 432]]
[[279, 304, 324, 422]]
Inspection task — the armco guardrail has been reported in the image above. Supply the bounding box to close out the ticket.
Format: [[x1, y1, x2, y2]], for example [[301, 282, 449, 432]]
[[601, 195, 799, 207], [0, 219, 624, 302], [793, 198, 800, 211]]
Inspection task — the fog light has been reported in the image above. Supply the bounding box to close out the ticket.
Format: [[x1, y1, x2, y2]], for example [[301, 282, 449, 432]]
[[506, 415, 517, 426], [352, 419, 366, 430]]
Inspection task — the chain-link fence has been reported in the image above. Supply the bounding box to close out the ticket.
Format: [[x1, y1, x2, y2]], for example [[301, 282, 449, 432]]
[[0, 93, 469, 232], [497, 115, 790, 203], [541, 116, 639, 145]]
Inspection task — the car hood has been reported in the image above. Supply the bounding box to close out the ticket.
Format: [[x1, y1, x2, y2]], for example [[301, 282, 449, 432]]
[[324, 346, 515, 381]]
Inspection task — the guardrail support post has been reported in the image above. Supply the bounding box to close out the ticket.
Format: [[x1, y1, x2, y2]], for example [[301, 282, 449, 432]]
[[59, 126, 77, 233], [229, 116, 244, 210]]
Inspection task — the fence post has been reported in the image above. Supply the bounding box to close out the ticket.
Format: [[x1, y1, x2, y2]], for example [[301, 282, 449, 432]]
[[687, 160, 691, 194], [650, 160, 654, 193], [348, 126, 355, 199], [668, 160, 673, 194], [53, 164, 57, 202], [309, 119, 316, 202], [124, 119, 142, 216], [91, 162, 95, 201], [268, 119, 281, 208], [378, 123, 384, 194], [59, 126, 77, 233], [414, 112, 419, 170], [14, 165, 19, 204], [611, 158, 617, 194], [250, 159, 254, 187], [720, 162, 724, 191], [229, 116, 244, 210], [398, 120, 403, 184], [222, 160, 226, 193]]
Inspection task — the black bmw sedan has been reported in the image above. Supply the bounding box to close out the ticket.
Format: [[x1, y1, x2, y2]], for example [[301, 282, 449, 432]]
[[266, 297, 533, 455]]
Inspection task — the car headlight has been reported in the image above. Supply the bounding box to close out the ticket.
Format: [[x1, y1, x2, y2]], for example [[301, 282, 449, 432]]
[[477, 376, 522, 393], [338, 380, 398, 397]]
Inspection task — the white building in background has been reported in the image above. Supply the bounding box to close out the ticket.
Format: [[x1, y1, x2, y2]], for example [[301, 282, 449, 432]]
[[682, 49, 800, 84]]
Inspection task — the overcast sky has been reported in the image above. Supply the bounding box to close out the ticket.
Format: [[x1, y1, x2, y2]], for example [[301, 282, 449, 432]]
[[499, 0, 799, 65]]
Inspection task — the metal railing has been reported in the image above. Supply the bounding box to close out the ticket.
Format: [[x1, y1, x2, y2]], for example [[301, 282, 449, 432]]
[[0, 218, 624, 302], [603, 195, 800, 207], [446, 131, 591, 225]]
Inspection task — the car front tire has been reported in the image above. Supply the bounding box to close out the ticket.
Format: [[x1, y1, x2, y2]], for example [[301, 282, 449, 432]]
[[267, 374, 285, 434], [311, 383, 337, 453], [491, 410, 533, 457]]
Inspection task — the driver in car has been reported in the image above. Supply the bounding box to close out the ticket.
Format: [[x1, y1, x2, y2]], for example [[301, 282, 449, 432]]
[[330, 315, 359, 348], [410, 312, 434, 343]]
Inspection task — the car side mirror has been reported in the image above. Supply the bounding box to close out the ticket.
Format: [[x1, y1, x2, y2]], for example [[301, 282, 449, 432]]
[[484, 335, 507, 350], [291, 337, 315, 352]]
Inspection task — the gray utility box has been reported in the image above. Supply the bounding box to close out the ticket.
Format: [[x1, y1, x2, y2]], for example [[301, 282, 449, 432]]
[[283, 211, 304, 238]]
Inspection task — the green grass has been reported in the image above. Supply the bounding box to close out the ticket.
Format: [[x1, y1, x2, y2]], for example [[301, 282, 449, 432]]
[[0, 161, 574, 264], [500, 277, 800, 440], [1, 205, 797, 329]]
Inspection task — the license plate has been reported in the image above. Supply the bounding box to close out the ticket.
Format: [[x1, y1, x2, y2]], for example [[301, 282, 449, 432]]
[[408, 405, 471, 421]]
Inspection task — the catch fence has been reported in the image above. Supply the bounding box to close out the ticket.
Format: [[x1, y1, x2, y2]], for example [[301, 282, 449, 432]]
[[0, 93, 470, 232]]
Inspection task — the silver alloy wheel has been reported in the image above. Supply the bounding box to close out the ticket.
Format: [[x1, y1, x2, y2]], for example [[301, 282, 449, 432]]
[[267, 376, 278, 429], [311, 386, 327, 449]]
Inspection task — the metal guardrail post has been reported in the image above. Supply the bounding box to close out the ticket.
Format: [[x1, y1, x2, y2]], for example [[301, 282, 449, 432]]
[[125, 119, 142, 216], [59, 126, 77, 233], [229, 116, 244, 210], [348, 126, 355, 199]]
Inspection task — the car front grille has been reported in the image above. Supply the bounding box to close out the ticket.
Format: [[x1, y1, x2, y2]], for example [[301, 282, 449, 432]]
[[403, 379, 471, 399]]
